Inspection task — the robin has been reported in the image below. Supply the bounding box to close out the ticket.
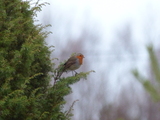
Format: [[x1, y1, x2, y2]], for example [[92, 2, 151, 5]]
[[55, 53, 84, 80]]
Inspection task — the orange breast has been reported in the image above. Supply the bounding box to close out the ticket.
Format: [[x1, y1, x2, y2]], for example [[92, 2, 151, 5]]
[[77, 56, 83, 65]]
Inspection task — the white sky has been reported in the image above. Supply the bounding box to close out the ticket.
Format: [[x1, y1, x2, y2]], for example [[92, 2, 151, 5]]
[[36, 0, 160, 119], [36, 0, 160, 88], [37, 0, 160, 95], [38, 0, 160, 48]]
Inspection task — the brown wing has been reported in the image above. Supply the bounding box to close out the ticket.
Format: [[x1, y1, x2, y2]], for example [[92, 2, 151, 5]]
[[63, 56, 77, 70]]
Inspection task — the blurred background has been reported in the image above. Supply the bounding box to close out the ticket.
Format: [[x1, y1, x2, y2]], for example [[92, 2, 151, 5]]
[[37, 0, 160, 119]]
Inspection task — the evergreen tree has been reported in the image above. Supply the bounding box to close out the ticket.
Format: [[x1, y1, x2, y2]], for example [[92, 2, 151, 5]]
[[133, 45, 160, 101], [0, 0, 91, 119]]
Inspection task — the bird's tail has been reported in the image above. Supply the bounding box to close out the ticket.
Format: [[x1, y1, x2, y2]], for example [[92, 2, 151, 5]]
[[54, 64, 65, 81], [55, 71, 63, 81]]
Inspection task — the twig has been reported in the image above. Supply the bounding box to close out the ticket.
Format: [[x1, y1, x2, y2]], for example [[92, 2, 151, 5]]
[[34, 0, 40, 8], [66, 100, 79, 117]]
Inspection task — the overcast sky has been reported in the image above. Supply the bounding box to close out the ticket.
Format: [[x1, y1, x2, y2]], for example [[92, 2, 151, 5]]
[[37, 0, 160, 77], [36, 0, 160, 95], [36, 0, 160, 119], [38, 0, 160, 49]]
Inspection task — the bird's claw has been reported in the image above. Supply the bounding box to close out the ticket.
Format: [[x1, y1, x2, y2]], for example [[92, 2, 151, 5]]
[[74, 71, 78, 76]]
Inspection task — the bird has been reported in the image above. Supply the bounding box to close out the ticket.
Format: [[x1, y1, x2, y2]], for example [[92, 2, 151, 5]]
[[55, 53, 84, 80]]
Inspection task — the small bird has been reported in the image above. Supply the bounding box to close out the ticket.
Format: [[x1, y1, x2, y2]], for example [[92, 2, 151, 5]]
[[55, 53, 84, 80]]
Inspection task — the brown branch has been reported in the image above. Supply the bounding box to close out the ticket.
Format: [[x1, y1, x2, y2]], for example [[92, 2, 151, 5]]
[[65, 100, 79, 117]]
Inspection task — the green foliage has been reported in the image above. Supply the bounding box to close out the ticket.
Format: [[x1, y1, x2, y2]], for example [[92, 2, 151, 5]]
[[133, 45, 160, 101], [51, 71, 93, 119], [0, 0, 91, 119]]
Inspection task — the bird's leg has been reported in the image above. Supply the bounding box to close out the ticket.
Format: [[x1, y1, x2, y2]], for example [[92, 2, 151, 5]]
[[74, 71, 78, 76]]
